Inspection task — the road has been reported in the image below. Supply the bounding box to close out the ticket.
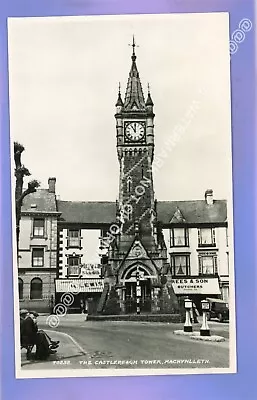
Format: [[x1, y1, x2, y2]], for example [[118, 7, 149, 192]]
[[21, 315, 231, 371]]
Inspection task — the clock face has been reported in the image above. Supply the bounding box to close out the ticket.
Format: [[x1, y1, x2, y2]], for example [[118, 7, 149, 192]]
[[125, 122, 145, 141]]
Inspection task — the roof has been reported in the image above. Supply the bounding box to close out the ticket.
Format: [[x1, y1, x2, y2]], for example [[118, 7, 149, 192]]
[[57, 201, 116, 224], [123, 50, 146, 111], [56, 199, 227, 225], [21, 189, 57, 213], [157, 200, 227, 225]]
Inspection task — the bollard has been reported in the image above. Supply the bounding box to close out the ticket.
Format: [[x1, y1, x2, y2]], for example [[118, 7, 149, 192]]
[[184, 298, 193, 333], [200, 299, 211, 336], [136, 272, 141, 315]]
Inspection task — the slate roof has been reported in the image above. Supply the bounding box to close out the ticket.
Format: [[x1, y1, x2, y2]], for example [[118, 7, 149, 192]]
[[56, 199, 227, 225], [157, 200, 227, 225], [123, 46, 146, 111], [21, 189, 58, 213], [57, 201, 116, 224]]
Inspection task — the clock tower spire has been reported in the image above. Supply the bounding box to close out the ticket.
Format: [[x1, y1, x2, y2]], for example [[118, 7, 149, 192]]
[[115, 36, 155, 239], [102, 38, 178, 316]]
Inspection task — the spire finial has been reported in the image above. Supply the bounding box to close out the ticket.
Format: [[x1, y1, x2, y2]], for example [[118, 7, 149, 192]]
[[118, 81, 121, 94], [147, 83, 150, 94], [128, 35, 139, 61]]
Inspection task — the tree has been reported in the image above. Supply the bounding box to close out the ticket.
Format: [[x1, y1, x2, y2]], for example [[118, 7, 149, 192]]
[[14, 142, 40, 255]]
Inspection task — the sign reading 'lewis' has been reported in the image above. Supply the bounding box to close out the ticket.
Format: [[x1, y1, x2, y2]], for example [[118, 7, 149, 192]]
[[55, 279, 104, 293], [171, 278, 221, 295]]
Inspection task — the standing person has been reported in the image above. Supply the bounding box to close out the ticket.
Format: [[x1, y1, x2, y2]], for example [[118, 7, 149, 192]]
[[192, 302, 199, 323]]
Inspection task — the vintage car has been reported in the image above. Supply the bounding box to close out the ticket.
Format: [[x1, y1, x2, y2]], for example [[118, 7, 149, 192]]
[[206, 297, 229, 322]]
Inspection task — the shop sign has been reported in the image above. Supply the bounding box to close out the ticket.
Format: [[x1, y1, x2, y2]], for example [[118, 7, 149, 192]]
[[80, 263, 102, 278], [171, 277, 221, 295], [55, 278, 104, 293]]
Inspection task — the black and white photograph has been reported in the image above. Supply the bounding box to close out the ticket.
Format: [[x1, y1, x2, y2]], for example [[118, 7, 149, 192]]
[[8, 12, 236, 378]]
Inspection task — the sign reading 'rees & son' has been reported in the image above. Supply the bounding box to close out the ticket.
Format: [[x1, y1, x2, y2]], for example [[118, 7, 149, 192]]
[[171, 277, 221, 295]]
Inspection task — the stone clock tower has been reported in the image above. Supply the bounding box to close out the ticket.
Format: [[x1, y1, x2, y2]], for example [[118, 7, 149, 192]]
[[115, 37, 155, 237], [103, 38, 178, 314]]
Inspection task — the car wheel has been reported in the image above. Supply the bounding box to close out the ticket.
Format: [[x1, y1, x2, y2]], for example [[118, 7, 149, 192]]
[[218, 313, 223, 322], [207, 312, 211, 321]]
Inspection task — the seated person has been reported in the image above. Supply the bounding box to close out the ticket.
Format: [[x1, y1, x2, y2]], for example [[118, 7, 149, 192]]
[[20, 309, 59, 360]]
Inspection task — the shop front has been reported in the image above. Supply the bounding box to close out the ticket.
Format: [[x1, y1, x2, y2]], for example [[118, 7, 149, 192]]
[[171, 277, 221, 313], [55, 278, 104, 314]]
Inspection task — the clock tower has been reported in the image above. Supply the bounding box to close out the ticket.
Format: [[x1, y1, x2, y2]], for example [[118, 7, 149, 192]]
[[115, 37, 156, 238], [103, 37, 178, 315]]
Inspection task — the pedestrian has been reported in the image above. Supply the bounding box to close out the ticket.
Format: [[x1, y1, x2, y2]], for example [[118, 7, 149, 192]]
[[192, 302, 199, 323]]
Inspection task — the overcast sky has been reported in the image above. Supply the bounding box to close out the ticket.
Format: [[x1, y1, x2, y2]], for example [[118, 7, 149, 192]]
[[8, 13, 233, 203]]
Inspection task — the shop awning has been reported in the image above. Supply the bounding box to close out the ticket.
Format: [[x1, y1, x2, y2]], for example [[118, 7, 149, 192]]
[[55, 279, 104, 293]]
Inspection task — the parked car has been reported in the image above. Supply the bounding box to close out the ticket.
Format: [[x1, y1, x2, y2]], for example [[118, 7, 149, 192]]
[[206, 297, 229, 322]]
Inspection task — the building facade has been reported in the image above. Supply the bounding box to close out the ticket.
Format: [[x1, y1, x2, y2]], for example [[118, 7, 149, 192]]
[[17, 41, 231, 314], [18, 178, 60, 312]]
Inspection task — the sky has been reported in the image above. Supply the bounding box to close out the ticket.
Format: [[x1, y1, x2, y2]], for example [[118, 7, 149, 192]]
[[8, 12, 233, 203]]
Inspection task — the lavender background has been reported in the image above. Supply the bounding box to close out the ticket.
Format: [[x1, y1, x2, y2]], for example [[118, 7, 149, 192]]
[[0, 1, 256, 399]]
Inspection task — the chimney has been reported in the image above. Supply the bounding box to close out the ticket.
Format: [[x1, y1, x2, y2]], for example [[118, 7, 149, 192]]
[[48, 177, 56, 193], [205, 189, 213, 205]]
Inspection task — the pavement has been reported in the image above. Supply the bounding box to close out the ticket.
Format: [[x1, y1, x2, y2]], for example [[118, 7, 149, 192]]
[[20, 314, 231, 371]]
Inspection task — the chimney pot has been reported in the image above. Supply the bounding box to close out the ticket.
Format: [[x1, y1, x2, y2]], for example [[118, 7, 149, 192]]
[[48, 177, 56, 193], [205, 189, 213, 205]]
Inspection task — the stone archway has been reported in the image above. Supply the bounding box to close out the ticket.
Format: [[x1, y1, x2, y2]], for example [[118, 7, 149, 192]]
[[120, 263, 157, 314]]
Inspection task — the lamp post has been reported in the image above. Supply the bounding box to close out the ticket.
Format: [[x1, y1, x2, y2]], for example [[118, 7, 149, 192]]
[[136, 271, 141, 315], [184, 297, 193, 333], [200, 299, 211, 336]]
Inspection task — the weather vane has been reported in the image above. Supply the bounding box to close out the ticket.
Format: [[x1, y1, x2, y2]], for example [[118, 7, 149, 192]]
[[128, 35, 139, 55]]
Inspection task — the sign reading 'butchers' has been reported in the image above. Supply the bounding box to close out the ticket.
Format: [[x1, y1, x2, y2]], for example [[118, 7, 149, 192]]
[[171, 278, 221, 295]]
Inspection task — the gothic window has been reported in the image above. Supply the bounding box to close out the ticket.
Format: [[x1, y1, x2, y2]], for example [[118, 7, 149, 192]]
[[170, 228, 189, 247], [127, 177, 132, 193], [33, 218, 45, 237], [30, 278, 43, 299], [171, 254, 190, 276], [18, 278, 23, 299], [32, 248, 44, 267]]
